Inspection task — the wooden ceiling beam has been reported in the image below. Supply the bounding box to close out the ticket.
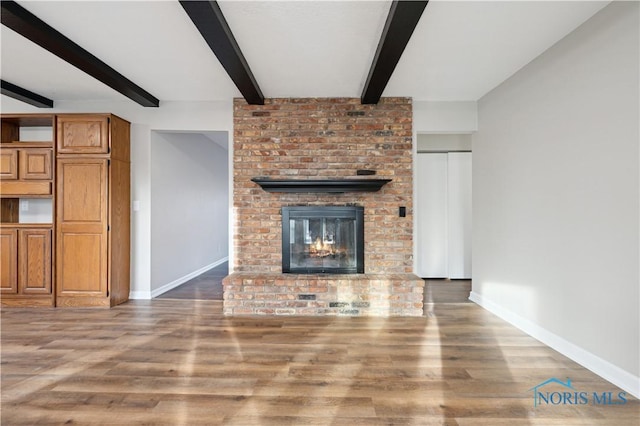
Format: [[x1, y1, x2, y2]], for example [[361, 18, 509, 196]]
[[1, 0, 159, 107], [361, 0, 429, 104], [1, 79, 53, 108], [180, 0, 264, 105]]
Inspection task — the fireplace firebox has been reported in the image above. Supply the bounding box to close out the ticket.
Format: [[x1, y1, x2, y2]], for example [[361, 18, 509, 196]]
[[282, 206, 364, 274]]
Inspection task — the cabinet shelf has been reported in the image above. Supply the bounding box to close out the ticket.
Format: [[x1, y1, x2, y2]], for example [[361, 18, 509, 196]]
[[0, 223, 52, 229], [1, 142, 54, 148], [0, 194, 52, 199], [2, 116, 54, 145], [0, 115, 54, 127]]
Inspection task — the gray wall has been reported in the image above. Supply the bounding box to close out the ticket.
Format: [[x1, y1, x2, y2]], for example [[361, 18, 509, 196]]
[[150, 132, 229, 294], [473, 0, 639, 386]]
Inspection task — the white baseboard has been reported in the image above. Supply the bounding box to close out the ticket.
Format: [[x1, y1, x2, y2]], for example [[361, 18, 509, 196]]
[[144, 257, 228, 299], [129, 257, 228, 300], [129, 290, 151, 300], [469, 291, 640, 399]]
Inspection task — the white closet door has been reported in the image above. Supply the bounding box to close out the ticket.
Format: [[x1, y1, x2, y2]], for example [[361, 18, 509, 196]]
[[416, 153, 448, 278], [447, 152, 472, 279]]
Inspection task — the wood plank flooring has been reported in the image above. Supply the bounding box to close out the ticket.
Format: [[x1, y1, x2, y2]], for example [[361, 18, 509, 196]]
[[424, 280, 472, 304], [154, 263, 472, 305], [2, 297, 638, 424], [156, 262, 228, 300]]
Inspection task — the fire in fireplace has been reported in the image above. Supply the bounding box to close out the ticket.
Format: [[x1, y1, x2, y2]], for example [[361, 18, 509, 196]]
[[282, 206, 364, 274]]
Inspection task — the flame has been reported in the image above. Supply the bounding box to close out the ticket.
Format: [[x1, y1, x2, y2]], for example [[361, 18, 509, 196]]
[[309, 237, 337, 257]]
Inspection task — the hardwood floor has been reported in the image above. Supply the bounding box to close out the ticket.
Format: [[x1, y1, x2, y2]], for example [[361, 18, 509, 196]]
[[2, 296, 638, 424], [424, 279, 472, 304], [155, 265, 471, 305], [156, 262, 227, 300]]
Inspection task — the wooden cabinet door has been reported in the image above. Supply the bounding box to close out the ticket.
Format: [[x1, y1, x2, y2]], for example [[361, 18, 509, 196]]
[[19, 229, 52, 294], [56, 158, 108, 297], [57, 115, 109, 154], [0, 229, 18, 293], [0, 148, 18, 180], [19, 149, 53, 180]]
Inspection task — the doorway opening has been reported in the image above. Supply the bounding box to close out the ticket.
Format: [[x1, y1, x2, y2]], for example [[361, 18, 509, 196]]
[[416, 133, 472, 280], [150, 130, 229, 300]]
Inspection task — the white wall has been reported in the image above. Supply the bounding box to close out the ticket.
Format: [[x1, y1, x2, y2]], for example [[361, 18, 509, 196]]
[[472, 1, 639, 396], [414, 101, 477, 134], [17, 199, 53, 224], [150, 132, 228, 295], [0, 98, 234, 299]]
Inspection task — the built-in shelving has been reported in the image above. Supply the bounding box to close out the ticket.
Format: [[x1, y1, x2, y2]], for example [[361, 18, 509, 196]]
[[1, 113, 131, 308], [1, 114, 56, 306]]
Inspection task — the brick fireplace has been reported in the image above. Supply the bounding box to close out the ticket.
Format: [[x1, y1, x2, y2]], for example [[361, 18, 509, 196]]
[[223, 97, 424, 316]]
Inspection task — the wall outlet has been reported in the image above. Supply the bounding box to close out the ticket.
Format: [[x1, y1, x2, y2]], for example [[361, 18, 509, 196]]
[[133, 200, 140, 211], [20, 200, 29, 211]]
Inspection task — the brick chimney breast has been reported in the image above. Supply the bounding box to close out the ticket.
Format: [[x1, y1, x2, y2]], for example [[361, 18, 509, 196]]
[[226, 97, 423, 316]]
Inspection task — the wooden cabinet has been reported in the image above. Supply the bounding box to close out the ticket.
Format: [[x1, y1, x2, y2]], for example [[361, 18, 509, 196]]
[[56, 114, 130, 307], [1, 115, 55, 307], [1, 147, 52, 180], [57, 158, 108, 299], [0, 181, 51, 196], [57, 115, 109, 154], [1, 229, 18, 293], [0, 113, 130, 308], [20, 229, 52, 294], [20, 149, 53, 180], [0, 228, 52, 296], [0, 146, 53, 195], [0, 149, 18, 179]]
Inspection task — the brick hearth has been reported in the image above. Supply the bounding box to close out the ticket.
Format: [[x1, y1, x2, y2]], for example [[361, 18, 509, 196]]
[[223, 273, 424, 316], [224, 97, 423, 316]]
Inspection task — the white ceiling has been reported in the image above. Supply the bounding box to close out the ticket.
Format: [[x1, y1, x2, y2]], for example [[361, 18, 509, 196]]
[[0, 0, 610, 107]]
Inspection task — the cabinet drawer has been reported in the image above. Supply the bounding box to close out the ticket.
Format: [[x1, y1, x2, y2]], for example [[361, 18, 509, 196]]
[[19, 149, 52, 180], [0, 181, 51, 195], [0, 149, 18, 180], [57, 115, 109, 154]]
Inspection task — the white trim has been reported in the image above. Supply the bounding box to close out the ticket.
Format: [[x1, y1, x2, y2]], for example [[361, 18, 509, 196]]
[[150, 257, 228, 299], [129, 290, 152, 300], [469, 291, 640, 399]]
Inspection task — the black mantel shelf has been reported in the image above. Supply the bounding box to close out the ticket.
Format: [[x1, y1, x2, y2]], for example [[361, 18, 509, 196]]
[[251, 177, 392, 193]]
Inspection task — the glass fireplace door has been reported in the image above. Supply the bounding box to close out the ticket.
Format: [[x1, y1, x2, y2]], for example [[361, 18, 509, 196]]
[[282, 206, 364, 274]]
